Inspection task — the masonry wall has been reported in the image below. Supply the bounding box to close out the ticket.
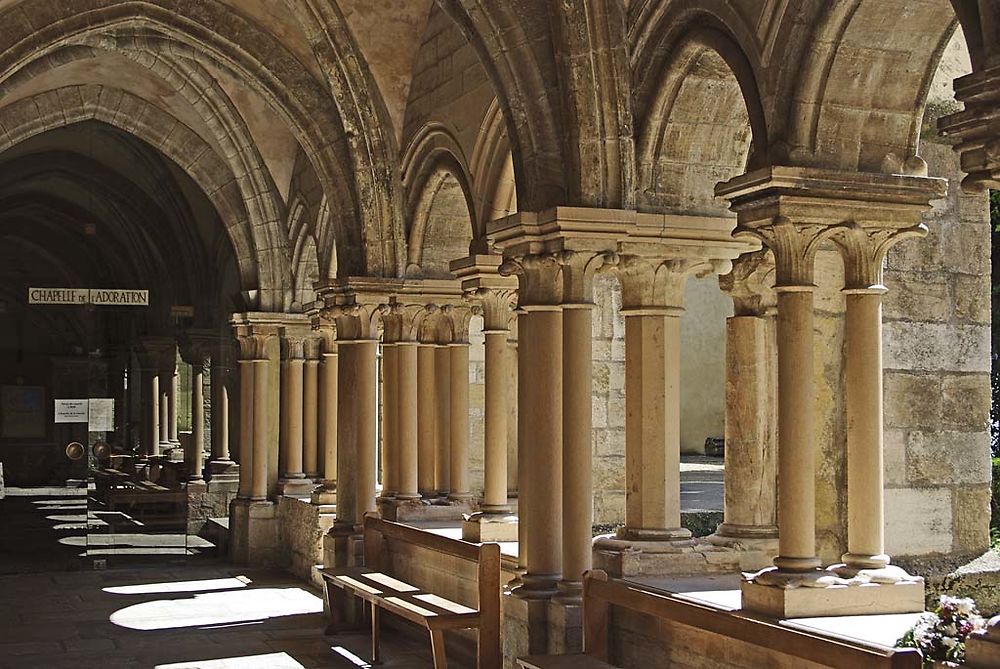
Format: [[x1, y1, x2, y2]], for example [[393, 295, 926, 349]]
[[882, 140, 992, 560]]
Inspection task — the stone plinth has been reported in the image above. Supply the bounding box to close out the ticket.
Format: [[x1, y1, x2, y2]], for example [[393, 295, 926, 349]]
[[706, 533, 780, 571], [462, 512, 519, 542], [740, 578, 925, 618], [593, 535, 740, 578], [208, 460, 239, 482], [229, 498, 279, 567], [277, 495, 337, 588], [378, 497, 476, 522], [276, 478, 314, 497]]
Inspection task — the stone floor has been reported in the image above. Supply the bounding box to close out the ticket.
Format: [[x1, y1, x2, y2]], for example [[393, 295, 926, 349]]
[[0, 488, 441, 669], [0, 562, 442, 669]]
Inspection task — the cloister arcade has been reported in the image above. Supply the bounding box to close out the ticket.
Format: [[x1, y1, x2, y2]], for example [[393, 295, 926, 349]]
[[2, 1, 1000, 667]]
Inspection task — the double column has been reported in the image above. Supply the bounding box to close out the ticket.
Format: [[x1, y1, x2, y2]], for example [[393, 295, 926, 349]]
[[208, 340, 238, 480], [311, 328, 339, 505], [233, 330, 274, 502], [278, 329, 315, 496], [716, 166, 944, 616], [179, 336, 210, 482]]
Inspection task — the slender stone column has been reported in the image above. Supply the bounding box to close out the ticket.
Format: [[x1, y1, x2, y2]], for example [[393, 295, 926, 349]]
[[303, 340, 320, 480], [210, 361, 234, 471], [557, 303, 593, 600], [447, 307, 473, 502], [507, 254, 563, 600], [237, 356, 254, 499], [147, 373, 160, 457], [710, 251, 779, 551], [159, 377, 170, 448], [482, 329, 510, 509], [434, 342, 452, 496], [189, 360, 206, 481], [381, 343, 399, 497], [279, 333, 308, 494], [250, 356, 270, 501], [311, 340, 338, 505], [842, 289, 887, 570], [396, 342, 420, 500], [168, 366, 180, 445], [556, 251, 606, 602], [341, 339, 379, 527], [417, 343, 437, 497], [774, 285, 821, 572]]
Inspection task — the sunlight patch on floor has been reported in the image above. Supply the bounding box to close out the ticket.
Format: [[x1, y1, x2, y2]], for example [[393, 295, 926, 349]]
[[110, 587, 323, 630]]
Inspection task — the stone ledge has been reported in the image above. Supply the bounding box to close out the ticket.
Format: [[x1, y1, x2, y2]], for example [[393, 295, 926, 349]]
[[897, 549, 1000, 616]]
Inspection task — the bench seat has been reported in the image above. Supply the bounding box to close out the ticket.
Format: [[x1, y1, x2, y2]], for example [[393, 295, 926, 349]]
[[321, 567, 480, 630]]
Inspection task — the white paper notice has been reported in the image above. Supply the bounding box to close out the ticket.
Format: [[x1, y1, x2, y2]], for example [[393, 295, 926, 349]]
[[88, 398, 115, 431], [54, 399, 89, 423]]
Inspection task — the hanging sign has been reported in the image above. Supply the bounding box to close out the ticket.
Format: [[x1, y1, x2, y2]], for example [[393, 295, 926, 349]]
[[28, 288, 148, 306], [54, 399, 89, 423]]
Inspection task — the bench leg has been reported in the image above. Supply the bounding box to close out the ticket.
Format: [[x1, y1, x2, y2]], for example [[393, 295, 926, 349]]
[[324, 586, 365, 635], [370, 602, 381, 665], [429, 629, 448, 669]]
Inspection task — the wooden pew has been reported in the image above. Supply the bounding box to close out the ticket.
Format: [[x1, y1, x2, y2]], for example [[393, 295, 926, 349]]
[[320, 513, 501, 669], [518, 570, 923, 669]]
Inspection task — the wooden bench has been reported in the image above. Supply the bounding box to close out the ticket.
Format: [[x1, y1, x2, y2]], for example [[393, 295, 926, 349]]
[[518, 570, 923, 669], [320, 514, 501, 669]]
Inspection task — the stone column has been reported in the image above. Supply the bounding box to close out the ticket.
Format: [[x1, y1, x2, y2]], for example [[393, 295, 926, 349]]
[[556, 251, 607, 602], [209, 350, 237, 478], [417, 341, 437, 497], [614, 257, 697, 544], [146, 372, 160, 457], [832, 225, 925, 577], [434, 338, 452, 496], [159, 370, 171, 450], [506, 254, 563, 600], [381, 341, 399, 498], [236, 348, 254, 500], [303, 339, 321, 480], [251, 352, 271, 502], [446, 306, 474, 502], [312, 333, 338, 506], [708, 251, 779, 568], [461, 286, 518, 542], [278, 332, 310, 495], [167, 364, 180, 446], [396, 341, 420, 500], [179, 340, 208, 482]]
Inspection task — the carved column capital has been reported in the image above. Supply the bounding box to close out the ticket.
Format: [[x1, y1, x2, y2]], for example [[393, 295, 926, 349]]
[[558, 249, 615, 305], [828, 222, 926, 291], [719, 249, 777, 316], [500, 252, 563, 308], [469, 287, 517, 332], [613, 254, 731, 312], [735, 217, 832, 288]]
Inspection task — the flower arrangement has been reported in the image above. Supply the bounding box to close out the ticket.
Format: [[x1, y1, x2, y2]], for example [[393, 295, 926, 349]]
[[897, 595, 988, 666]]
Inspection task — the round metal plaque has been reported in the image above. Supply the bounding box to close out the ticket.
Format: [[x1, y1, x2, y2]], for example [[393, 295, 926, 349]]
[[65, 441, 85, 461]]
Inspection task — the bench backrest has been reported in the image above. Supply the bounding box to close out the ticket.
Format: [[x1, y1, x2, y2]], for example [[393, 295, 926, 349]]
[[581, 570, 923, 669], [362, 513, 501, 622]]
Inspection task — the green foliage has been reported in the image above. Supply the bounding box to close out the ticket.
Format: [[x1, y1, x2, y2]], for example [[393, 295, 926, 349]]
[[992, 190, 1000, 232]]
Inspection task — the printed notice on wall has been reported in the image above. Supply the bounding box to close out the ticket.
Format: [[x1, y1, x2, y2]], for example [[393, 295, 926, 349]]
[[87, 398, 114, 431], [54, 399, 89, 423]]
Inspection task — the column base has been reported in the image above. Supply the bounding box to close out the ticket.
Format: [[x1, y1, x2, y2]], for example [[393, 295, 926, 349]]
[[323, 522, 364, 568], [706, 526, 779, 571], [277, 477, 314, 497], [502, 591, 583, 664], [229, 498, 279, 567], [310, 485, 337, 506], [593, 533, 740, 578], [462, 511, 519, 542], [208, 460, 240, 481], [741, 566, 925, 618]]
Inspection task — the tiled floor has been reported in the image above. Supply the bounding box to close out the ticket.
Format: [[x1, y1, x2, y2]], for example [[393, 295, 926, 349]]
[[0, 563, 439, 669]]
